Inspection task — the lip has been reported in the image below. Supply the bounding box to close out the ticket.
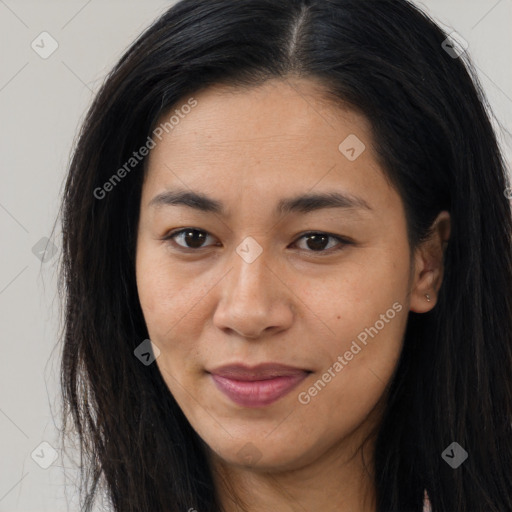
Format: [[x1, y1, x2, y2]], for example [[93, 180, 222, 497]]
[[208, 363, 311, 408]]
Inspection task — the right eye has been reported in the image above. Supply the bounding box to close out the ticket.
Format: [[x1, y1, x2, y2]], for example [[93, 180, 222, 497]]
[[163, 228, 219, 250]]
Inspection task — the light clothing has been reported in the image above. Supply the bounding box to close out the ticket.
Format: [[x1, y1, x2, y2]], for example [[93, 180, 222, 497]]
[[423, 489, 432, 512]]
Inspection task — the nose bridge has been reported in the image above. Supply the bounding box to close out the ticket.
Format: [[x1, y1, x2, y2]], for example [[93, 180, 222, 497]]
[[212, 237, 292, 337], [229, 239, 272, 304]]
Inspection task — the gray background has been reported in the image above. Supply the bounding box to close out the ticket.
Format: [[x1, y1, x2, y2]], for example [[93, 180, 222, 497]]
[[0, 1, 511, 511]]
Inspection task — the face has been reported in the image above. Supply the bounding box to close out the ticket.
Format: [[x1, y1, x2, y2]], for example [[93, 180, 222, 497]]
[[135, 78, 418, 472]]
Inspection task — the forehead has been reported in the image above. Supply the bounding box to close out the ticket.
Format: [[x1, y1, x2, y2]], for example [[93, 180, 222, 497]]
[[150, 78, 372, 157], [142, 78, 393, 214]]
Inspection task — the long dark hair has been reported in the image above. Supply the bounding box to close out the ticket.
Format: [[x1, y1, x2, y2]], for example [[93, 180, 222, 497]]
[[56, 1, 512, 510]]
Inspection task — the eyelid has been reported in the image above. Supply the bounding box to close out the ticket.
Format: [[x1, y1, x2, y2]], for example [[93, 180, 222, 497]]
[[163, 227, 219, 250], [163, 227, 352, 254], [292, 231, 352, 253]]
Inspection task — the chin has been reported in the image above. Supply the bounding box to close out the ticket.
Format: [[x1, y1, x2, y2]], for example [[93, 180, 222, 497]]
[[204, 434, 317, 473]]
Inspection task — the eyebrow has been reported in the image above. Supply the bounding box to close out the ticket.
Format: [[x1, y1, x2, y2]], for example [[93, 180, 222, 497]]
[[148, 189, 372, 216]]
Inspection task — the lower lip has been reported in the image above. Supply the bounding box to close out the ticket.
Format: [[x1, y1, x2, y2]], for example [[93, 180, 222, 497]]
[[210, 373, 309, 408]]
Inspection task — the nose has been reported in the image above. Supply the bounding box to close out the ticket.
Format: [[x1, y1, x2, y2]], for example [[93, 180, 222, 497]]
[[212, 244, 294, 339]]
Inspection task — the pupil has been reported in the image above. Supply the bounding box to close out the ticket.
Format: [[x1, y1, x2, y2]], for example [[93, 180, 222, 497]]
[[307, 234, 328, 251], [184, 230, 206, 248]]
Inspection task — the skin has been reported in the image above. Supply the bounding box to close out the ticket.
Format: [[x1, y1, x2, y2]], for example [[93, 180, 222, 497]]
[[135, 77, 451, 512]]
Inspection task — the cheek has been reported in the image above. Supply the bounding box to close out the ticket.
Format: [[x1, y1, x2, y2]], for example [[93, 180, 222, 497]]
[[136, 241, 183, 340], [135, 242, 213, 357], [136, 248, 166, 326], [298, 290, 407, 444], [136, 247, 204, 395], [301, 252, 408, 329], [297, 248, 409, 398]]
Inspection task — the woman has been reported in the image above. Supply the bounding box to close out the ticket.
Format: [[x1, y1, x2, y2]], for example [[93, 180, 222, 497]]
[[57, 0, 512, 511]]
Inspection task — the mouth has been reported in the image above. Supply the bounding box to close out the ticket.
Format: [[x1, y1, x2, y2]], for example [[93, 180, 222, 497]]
[[207, 363, 312, 408]]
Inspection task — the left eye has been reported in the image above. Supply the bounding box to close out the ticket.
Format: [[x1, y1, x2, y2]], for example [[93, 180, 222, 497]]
[[164, 228, 350, 253], [293, 232, 349, 253]]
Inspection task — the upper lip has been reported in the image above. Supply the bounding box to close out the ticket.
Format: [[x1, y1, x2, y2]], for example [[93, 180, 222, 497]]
[[208, 363, 311, 381]]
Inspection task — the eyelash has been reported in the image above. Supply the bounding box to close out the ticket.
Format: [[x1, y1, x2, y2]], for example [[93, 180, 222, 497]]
[[162, 228, 353, 255]]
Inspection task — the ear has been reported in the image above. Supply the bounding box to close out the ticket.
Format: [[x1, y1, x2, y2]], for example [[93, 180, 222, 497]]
[[409, 210, 451, 313]]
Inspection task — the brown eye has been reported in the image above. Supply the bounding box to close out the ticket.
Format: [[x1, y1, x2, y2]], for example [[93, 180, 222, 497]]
[[293, 232, 351, 253], [164, 228, 351, 254], [165, 228, 217, 249]]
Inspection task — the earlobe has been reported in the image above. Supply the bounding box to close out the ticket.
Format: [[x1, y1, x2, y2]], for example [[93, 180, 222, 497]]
[[408, 211, 451, 313], [409, 267, 437, 313]]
